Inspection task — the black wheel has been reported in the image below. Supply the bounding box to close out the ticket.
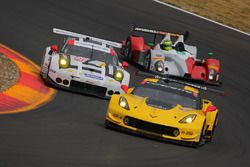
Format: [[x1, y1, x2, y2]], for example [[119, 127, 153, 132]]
[[191, 120, 206, 147], [143, 51, 151, 71], [124, 40, 131, 60], [105, 120, 112, 129], [206, 113, 218, 142], [41, 60, 52, 86]]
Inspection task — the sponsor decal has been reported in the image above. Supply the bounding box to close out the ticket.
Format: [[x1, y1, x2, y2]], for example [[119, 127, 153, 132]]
[[208, 65, 219, 71], [108, 79, 114, 82], [148, 82, 192, 95], [134, 27, 166, 35], [192, 92, 198, 97], [74, 56, 88, 62], [176, 51, 186, 55], [153, 57, 164, 61], [99, 63, 106, 67], [67, 69, 74, 72], [49, 69, 56, 73], [84, 73, 103, 80]]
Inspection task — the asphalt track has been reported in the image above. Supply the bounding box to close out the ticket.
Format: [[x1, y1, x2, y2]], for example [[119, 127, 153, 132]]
[[0, 0, 249, 166]]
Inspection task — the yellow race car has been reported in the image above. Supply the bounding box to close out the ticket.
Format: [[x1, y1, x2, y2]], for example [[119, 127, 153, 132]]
[[105, 77, 219, 147]]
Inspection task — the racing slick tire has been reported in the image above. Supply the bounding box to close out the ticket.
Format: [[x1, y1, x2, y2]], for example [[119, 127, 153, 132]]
[[191, 120, 206, 147], [206, 113, 218, 142], [105, 120, 113, 129], [124, 40, 131, 60], [41, 59, 53, 86], [143, 51, 151, 71]]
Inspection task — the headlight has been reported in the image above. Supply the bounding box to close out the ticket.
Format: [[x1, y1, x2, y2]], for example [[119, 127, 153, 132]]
[[179, 114, 197, 124], [114, 70, 124, 81], [155, 61, 164, 72], [59, 54, 69, 68], [119, 97, 129, 110], [208, 69, 216, 80]]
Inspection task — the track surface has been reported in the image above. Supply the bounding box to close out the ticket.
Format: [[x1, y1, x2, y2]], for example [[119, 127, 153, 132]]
[[0, 0, 249, 166]]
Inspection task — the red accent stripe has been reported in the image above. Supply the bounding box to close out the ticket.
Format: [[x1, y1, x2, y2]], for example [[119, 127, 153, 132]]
[[18, 72, 49, 94], [0, 93, 29, 112]]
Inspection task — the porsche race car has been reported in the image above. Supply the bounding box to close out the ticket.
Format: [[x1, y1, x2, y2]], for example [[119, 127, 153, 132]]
[[105, 73, 219, 147], [41, 28, 130, 99], [120, 26, 221, 85]]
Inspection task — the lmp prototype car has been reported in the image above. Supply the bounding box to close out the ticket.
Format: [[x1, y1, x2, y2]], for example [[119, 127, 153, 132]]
[[120, 26, 221, 85], [41, 28, 130, 98], [105, 74, 219, 147]]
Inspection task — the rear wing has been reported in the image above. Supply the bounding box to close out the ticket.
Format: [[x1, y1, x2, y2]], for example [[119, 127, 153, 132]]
[[53, 28, 122, 48], [131, 26, 189, 42]]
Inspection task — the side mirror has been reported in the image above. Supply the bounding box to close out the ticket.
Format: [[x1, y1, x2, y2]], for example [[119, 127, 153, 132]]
[[127, 88, 134, 94], [204, 105, 217, 112], [50, 45, 59, 53], [121, 85, 129, 93], [122, 61, 129, 68]]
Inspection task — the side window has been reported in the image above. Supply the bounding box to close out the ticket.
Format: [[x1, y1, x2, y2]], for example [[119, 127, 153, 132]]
[[113, 56, 118, 66]]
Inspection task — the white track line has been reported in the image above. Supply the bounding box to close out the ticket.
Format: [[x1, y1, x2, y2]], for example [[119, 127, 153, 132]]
[[153, 0, 250, 37]]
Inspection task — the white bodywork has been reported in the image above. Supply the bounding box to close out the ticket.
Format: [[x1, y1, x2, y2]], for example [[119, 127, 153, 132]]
[[149, 34, 197, 76], [41, 28, 130, 98]]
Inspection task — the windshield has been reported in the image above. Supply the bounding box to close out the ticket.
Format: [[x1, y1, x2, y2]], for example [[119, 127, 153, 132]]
[[132, 84, 201, 110], [63, 45, 118, 65]]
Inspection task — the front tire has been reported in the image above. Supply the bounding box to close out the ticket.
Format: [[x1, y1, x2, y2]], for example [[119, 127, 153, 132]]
[[191, 120, 206, 147], [143, 51, 151, 71], [105, 120, 112, 129], [206, 113, 218, 142]]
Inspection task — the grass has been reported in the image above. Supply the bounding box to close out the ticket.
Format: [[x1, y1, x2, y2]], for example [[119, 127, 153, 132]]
[[161, 0, 250, 33]]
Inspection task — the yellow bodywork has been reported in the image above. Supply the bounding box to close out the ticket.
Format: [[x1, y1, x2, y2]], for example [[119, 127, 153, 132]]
[[106, 79, 218, 145]]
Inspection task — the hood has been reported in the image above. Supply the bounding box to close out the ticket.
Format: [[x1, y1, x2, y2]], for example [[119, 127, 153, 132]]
[[69, 55, 122, 82], [124, 94, 200, 126]]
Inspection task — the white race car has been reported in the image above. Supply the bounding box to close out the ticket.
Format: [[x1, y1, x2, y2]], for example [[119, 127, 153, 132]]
[[41, 28, 130, 99]]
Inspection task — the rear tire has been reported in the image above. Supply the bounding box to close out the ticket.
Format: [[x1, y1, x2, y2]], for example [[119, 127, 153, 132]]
[[124, 40, 131, 60]]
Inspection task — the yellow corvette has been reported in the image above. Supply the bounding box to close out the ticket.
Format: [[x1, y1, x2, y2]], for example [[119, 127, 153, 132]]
[[105, 78, 219, 147]]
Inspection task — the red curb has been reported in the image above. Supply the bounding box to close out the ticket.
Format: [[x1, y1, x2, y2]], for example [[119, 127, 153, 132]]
[[19, 72, 49, 94], [0, 46, 30, 65], [0, 93, 29, 112], [0, 44, 56, 114]]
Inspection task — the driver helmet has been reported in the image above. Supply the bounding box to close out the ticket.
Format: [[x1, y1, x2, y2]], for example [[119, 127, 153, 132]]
[[163, 40, 173, 51]]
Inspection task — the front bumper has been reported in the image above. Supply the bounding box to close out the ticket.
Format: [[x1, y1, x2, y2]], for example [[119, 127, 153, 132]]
[[105, 119, 202, 147], [44, 76, 111, 99], [106, 112, 203, 147]]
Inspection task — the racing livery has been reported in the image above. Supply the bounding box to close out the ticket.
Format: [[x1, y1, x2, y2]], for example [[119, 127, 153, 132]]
[[41, 28, 130, 98], [105, 74, 219, 147], [120, 26, 221, 85]]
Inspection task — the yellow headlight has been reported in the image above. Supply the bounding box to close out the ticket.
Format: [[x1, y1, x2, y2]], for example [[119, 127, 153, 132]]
[[114, 70, 124, 81], [120, 101, 127, 108], [119, 97, 129, 110], [59, 55, 69, 68], [60, 59, 67, 65], [179, 114, 197, 124]]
